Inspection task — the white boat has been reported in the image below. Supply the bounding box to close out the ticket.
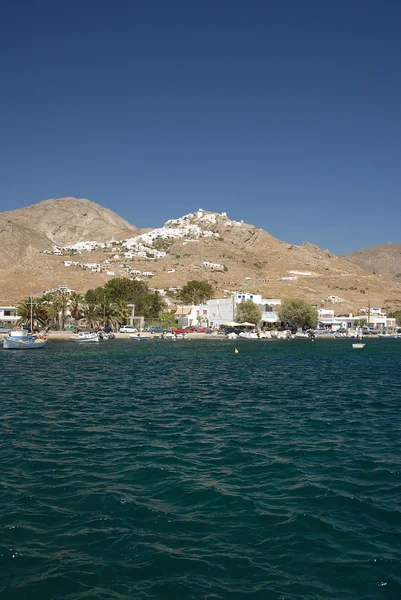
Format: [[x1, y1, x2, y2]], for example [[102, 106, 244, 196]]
[[2, 330, 48, 349], [70, 332, 99, 343], [294, 331, 310, 339], [352, 343, 365, 349], [378, 333, 399, 339], [238, 331, 259, 339], [130, 335, 151, 341]]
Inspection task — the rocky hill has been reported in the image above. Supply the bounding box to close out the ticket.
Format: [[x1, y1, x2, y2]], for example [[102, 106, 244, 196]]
[[343, 244, 401, 281], [0, 197, 137, 269], [0, 199, 400, 312]]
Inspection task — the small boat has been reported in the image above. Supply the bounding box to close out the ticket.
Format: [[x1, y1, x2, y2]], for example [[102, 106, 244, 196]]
[[2, 330, 48, 349], [130, 335, 151, 341], [238, 331, 259, 339], [97, 331, 116, 340], [70, 332, 99, 343], [352, 343, 365, 349]]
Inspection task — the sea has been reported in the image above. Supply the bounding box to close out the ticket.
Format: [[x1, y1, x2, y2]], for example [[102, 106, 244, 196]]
[[1, 339, 400, 600]]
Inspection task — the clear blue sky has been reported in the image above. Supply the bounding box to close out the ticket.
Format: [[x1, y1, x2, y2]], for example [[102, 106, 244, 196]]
[[1, 0, 400, 253]]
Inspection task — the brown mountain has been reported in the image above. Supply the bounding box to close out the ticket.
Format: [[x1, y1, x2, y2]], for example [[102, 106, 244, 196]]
[[0, 197, 137, 269], [0, 200, 400, 312], [343, 244, 401, 281]]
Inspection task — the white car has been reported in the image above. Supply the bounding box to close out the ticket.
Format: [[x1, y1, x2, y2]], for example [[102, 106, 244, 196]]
[[119, 326, 138, 333]]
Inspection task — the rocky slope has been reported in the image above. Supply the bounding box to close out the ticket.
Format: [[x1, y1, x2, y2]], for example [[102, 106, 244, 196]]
[[0, 200, 400, 312], [0, 197, 138, 269], [343, 244, 401, 281]]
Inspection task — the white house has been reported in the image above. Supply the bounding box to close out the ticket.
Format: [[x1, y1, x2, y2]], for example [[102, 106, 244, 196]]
[[174, 305, 206, 327], [0, 305, 19, 328], [318, 308, 396, 331], [204, 294, 281, 328]]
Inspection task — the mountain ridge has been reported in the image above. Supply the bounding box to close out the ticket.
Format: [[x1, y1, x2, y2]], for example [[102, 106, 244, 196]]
[[342, 244, 401, 281], [0, 198, 400, 312]]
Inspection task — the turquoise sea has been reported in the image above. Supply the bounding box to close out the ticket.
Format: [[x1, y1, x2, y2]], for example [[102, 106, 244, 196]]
[[1, 339, 400, 599]]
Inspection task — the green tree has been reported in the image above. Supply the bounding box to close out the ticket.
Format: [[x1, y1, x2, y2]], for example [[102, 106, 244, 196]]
[[236, 300, 262, 325], [178, 280, 214, 305], [69, 292, 84, 322], [389, 310, 401, 326], [81, 301, 101, 329], [160, 310, 177, 328], [104, 278, 148, 303], [53, 291, 70, 330], [114, 299, 132, 327], [278, 299, 318, 329], [16, 296, 49, 329]]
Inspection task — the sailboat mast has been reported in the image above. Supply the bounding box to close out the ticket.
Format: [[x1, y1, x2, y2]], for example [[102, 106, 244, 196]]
[[30, 296, 33, 331]]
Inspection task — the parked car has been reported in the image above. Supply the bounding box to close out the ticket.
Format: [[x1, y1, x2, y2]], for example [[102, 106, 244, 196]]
[[184, 326, 197, 331], [150, 326, 165, 334], [119, 326, 138, 333], [197, 327, 213, 334], [172, 328, 187, 335]]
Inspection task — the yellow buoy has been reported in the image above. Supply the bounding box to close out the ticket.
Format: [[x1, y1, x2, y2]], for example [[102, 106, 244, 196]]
[[234, 348, 239, 354]]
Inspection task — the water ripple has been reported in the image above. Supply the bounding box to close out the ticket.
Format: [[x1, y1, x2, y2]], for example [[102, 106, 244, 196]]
[[1, 339, 400, 599]]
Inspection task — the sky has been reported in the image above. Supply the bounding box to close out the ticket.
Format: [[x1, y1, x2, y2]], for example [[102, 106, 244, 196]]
[[1, 0, 400, 254]]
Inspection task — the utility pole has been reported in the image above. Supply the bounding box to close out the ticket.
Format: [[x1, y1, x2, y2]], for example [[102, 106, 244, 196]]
[[367, 301, 371, 328]]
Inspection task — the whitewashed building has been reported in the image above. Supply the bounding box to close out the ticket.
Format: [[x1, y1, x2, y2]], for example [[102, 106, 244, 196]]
[[318, 308, 396, 331], [0, 305, 19, 328], [204, 294, 281, 328], [174, 305, 206, 327]]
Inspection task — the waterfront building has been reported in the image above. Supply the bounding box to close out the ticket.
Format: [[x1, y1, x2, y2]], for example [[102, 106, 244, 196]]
[[204, 294, 281, 328], [0, 305, 19, 328]]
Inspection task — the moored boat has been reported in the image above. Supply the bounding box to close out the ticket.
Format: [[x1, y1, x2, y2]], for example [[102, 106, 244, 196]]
[[2, 330, 48, 349], [352, 343, 365, 349], [70, 332, 99, 343], [130, 335, 151, 341]]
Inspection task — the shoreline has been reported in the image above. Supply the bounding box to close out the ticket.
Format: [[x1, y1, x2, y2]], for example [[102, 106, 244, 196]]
[[1, 331, 381, 341]]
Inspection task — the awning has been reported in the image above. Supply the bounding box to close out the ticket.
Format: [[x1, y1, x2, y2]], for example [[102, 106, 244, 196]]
[[174, 307, 192, 316], [238, 322, 256, 326], [223, 321, 241, 327]]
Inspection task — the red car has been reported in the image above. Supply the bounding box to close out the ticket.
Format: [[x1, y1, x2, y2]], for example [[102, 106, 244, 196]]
[[197, 327, 213, 333], [172, 328, 187, 334], [184, 326, 197, 331]]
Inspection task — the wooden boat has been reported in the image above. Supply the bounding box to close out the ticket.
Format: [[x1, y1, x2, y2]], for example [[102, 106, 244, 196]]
[[2, 330, 48, 349]]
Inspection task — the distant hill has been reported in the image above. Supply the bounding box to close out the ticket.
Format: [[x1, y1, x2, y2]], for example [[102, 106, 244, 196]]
[[0, 199, 400, 312], [0, 197, 138, 270], [343, 244, 401, 281]]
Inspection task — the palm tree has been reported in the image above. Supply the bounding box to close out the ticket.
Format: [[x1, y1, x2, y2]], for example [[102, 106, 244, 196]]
[[54, 291, 70, 330], [16, 296, 49, 330], [81, 301, 101, 330], [46, 298, 61, 330], [69, 292, 84, 323], [16, 297, 34, 328], [100, 296, 119, 328], [114, 299, 131, 328]]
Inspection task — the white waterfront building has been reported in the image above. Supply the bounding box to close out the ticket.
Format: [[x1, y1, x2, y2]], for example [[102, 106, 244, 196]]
[[204, 294, 282, 328], [317, 308, 396, 331], [0, 305, 19, 328]]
